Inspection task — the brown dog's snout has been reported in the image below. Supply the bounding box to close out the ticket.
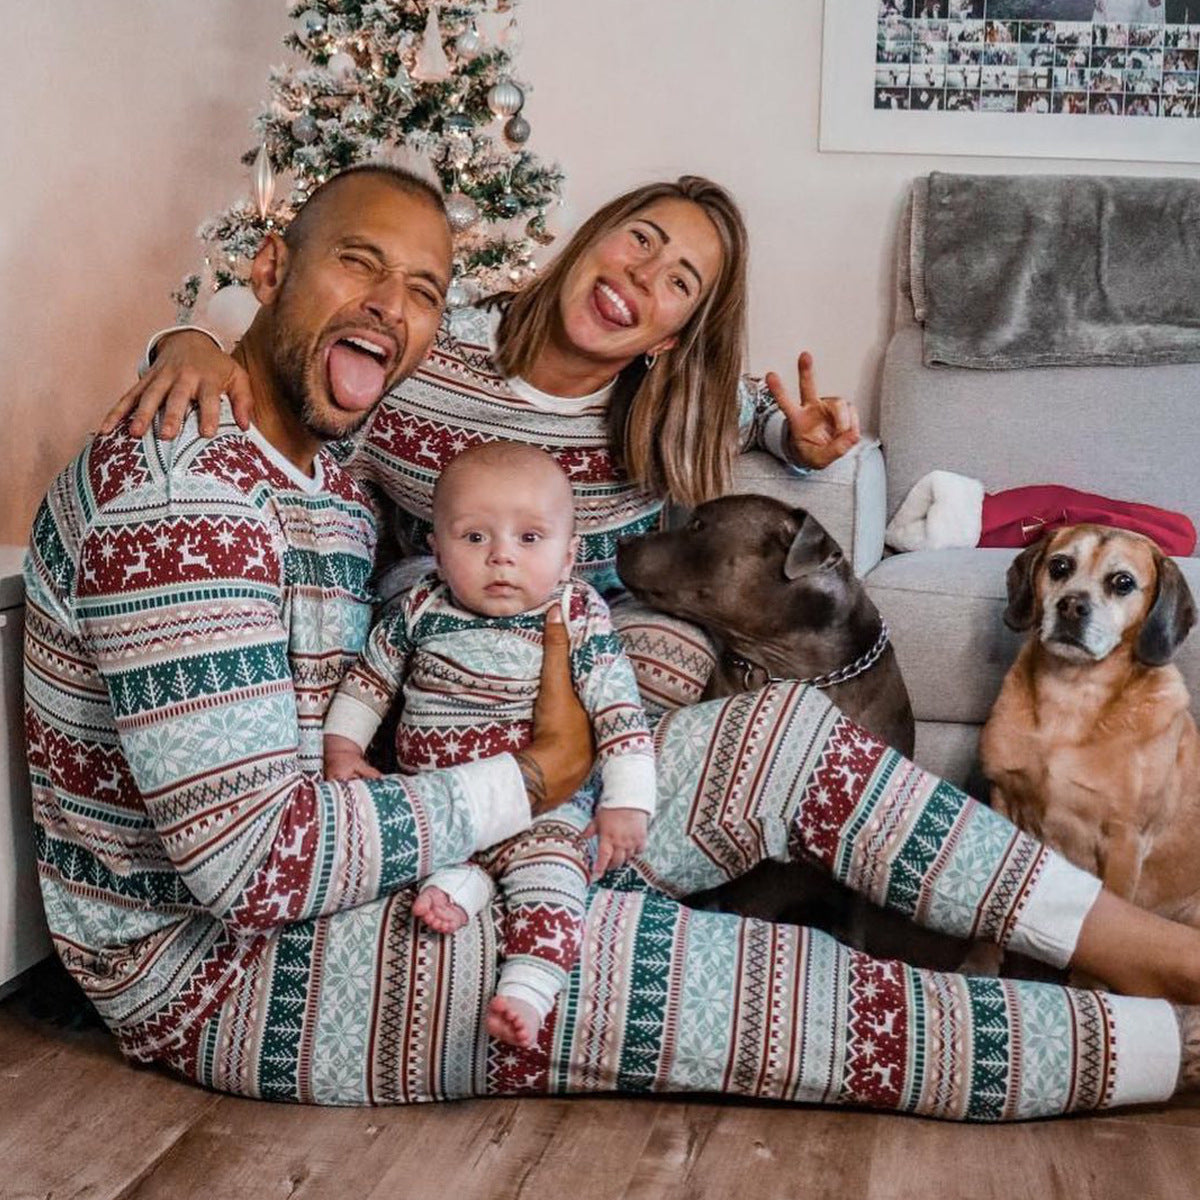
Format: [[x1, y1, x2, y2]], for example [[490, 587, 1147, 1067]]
[[1056, 592, 1091, 623]]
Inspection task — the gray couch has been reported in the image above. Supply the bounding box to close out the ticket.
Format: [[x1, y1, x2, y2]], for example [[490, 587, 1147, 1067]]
[[733, 219, 1200, 796]]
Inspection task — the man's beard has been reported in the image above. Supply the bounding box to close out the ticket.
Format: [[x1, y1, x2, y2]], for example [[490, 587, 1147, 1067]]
[[270, 284, 378, 443]]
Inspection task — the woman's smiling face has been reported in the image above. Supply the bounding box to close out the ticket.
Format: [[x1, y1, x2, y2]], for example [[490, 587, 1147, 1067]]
[[554, 196, 723, 376]]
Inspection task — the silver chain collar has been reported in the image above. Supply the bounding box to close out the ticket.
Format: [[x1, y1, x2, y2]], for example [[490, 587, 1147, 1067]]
[[725, 620, 891, 692]]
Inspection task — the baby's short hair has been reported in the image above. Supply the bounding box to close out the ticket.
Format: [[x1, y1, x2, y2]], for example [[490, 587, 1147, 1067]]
[[431, 441, 576, 527]]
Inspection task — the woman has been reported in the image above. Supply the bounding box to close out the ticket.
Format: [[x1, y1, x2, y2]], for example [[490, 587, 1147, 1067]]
[[101, 173, 1200, 1117]]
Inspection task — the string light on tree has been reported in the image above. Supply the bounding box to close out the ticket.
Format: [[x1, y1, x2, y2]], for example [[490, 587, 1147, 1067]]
[[173, 0, 563, 316]]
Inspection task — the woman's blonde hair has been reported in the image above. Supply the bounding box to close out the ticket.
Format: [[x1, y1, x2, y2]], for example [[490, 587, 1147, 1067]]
[[494, 176, 749, 507]]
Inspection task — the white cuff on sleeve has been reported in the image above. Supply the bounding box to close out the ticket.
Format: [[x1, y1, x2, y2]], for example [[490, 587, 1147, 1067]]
[[1008, 852, 1103, 969], [598, 752, 656, 816], [459, 754, 531, 852], [323, 692, 384, 749], [1104, 995, 1180, 1109], [420, 863, 494, 921], [139, 325, 224, 377], [497, 961, 560, 1022]]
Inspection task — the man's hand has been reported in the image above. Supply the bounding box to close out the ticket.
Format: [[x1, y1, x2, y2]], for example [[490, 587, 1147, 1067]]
[[515, 608, 594, 815], [766, 351, 861, 471], [323, 734, 382, 782], [586, 808, 649, 881], [102, 330, 255, 440]]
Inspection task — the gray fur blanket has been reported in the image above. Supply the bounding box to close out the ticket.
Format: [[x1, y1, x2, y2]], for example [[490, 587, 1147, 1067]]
[[910, 173, 1200, 369]]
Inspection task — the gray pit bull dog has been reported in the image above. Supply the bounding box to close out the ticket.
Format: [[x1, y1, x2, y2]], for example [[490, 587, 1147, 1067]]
[[617, 493, 914, 756], [617, 495, 970, 968]]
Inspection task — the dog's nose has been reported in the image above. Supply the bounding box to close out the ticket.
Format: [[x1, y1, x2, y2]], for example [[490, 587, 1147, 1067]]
[[1056, 593, 1091, 622]]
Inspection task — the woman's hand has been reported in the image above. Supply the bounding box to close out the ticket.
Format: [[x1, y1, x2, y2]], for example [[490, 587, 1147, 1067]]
[[514, 608, 594, 815], [102, 330, 254, 440], [766, 351, 861, 471]]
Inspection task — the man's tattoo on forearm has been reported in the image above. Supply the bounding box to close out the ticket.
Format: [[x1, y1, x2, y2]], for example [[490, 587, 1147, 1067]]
[[514, 751, 547, 813]]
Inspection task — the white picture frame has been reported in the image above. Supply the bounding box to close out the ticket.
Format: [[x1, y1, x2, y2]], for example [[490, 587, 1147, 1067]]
[[820, 1, 1200, 163]]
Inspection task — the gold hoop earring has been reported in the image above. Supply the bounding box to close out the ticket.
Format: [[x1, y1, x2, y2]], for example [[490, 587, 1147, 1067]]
[[644, 352, 657, 369]]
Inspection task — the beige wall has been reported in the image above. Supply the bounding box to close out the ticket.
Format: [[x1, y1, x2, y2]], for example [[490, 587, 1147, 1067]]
[[3, 1, 1195, 544]]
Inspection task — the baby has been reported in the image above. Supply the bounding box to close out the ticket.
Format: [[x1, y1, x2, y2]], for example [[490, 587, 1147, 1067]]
[[324, 441, 655, 1049]]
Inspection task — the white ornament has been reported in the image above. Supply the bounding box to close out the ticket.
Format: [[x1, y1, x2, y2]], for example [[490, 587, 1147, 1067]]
[[327, 51, 357, 79], [202, 285, 261, 346], [487, 79, 524, 119], [445, 279, 470, 309], [251, 145, 275, 219], [412, 6, 451, 83], [445, 192, 480, 233]]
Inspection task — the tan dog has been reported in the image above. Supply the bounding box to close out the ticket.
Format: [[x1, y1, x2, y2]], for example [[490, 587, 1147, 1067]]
[[980, 524, 1200, 925]]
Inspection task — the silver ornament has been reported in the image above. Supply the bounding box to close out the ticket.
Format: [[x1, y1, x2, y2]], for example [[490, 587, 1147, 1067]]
[[503, 114, 530, 145], [455, 24, 482, 58], [445, 191, 480, 233], [251, 144, 275, 219], [296, 9, 325, 44], [445, 279, 470, 309], [496, 190, 521, 218], [487, 79, 524, 119], [443, 111, 473, 134], [291, 112, 319, 144]]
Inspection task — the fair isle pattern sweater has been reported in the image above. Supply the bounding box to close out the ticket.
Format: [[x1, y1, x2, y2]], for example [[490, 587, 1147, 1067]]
[[338, 306, 799, 593], [23, 413, 529, 1062], [326, 575, 655, 814]]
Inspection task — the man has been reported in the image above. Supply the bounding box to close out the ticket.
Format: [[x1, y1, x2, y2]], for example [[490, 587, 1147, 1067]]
[[23, 166, 589, 1076]]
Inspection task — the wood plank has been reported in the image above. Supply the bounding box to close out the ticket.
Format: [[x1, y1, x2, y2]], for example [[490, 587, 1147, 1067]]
[[0, 1008, 218, 1200]]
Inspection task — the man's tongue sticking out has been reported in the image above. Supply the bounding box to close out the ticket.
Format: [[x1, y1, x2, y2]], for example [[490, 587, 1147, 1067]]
[[326, 339, 387, 411]]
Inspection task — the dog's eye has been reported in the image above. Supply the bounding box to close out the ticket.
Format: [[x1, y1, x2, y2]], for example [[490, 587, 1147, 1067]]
[[1109, 572, 1137, 596], [1047, 555, 1073, 581]]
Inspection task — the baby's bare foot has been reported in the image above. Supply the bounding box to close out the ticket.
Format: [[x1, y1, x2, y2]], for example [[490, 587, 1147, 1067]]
[[486, 994, 541, 1049], [412, 886, 468, 934]]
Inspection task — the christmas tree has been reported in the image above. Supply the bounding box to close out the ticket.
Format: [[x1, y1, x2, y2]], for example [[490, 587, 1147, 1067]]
[[177, 0, 564, 321]]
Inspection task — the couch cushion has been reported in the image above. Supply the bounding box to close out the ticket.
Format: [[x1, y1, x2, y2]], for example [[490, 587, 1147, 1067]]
[[866, 548, 1200, 725]]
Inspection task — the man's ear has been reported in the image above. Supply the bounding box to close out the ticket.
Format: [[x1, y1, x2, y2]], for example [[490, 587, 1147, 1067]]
[[249, 232, 289, 305]]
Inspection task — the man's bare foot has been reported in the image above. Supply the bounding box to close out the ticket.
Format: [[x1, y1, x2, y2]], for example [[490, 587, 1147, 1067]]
[[486, 994, 542, 1048], [412, 886, 468, 934]]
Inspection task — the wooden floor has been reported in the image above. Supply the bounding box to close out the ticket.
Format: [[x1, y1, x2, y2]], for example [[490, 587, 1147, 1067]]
[[4, 987, 1200, 1200]]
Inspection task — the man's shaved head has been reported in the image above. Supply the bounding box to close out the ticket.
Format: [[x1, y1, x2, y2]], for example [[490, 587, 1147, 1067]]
[[283, 164, 448, 255]]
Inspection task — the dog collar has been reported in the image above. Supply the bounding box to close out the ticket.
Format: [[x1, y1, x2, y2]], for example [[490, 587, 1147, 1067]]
[[725, 620, 891, 692]]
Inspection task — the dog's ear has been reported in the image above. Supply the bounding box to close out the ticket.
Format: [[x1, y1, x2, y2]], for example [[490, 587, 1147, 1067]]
[[1135, 555, 1197, 666], [784, 511, 844, 580], [1003, 538, 1048, 632]]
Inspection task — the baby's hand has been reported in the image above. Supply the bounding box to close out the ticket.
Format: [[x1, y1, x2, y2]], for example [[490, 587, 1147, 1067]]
[[323, 733, 381, 782], [587, 808, 648, 880]]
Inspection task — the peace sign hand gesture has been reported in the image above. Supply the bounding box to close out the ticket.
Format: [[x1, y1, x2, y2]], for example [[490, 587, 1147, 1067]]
[[765, 351, 861, 472]]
